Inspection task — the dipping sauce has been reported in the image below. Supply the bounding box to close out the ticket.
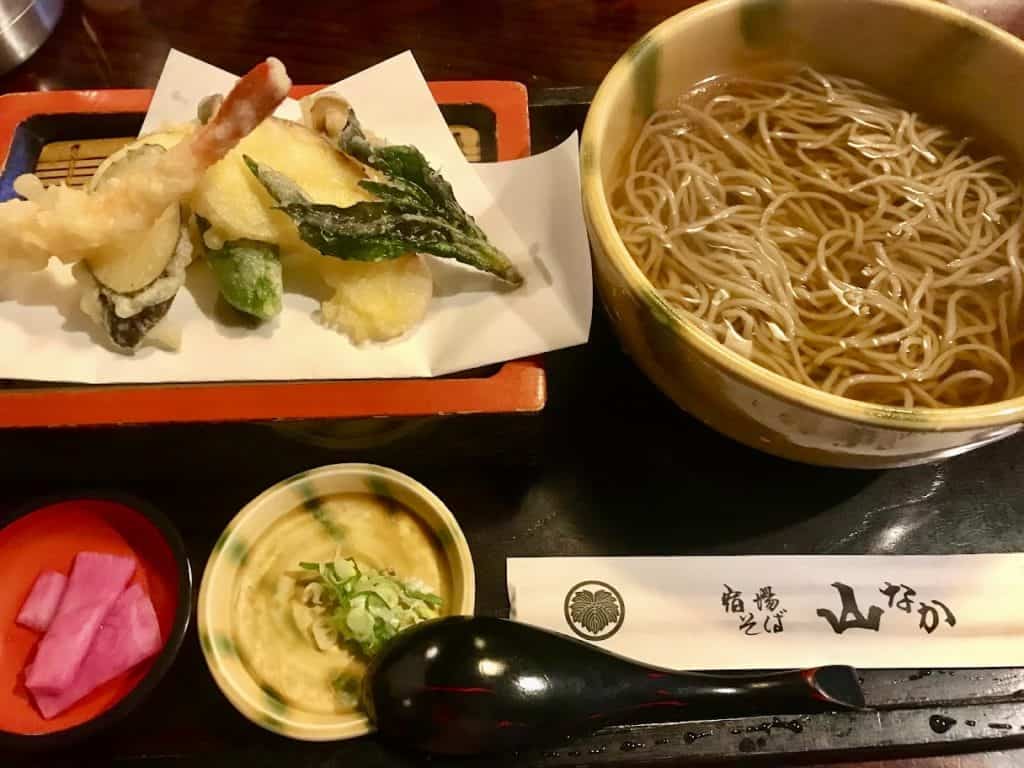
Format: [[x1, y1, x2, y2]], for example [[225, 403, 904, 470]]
[[231, 492, 449, 715]]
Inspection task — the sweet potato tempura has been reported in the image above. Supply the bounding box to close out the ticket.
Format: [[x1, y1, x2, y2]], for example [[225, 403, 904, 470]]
[[0, 58, 292, 272]]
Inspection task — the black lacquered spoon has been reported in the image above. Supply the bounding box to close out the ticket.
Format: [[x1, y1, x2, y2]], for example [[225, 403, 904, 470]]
[[363, 616, 865, 755]]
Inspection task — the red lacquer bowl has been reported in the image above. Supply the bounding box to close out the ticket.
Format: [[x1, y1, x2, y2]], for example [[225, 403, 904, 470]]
[[0, 496, 191, 748]]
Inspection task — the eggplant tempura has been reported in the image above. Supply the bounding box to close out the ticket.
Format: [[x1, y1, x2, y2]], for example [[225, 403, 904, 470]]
[[1, 58, 292, 351]]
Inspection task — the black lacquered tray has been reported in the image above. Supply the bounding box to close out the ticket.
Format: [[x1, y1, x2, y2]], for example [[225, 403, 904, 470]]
[[5, 88, 1024, 767]]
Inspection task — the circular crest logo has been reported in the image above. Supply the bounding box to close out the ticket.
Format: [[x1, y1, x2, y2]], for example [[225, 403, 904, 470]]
[[564, 580, 625, 641]]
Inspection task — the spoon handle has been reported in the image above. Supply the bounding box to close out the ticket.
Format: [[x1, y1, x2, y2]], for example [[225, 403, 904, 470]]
[[604, 665, 862, 723]]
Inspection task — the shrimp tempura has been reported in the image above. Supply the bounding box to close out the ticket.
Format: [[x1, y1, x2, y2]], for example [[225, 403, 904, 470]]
[[0, 57, 292, 272]]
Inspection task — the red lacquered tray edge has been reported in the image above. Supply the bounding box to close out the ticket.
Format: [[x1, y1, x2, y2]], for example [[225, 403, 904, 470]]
[[0, 82, 546, 428]]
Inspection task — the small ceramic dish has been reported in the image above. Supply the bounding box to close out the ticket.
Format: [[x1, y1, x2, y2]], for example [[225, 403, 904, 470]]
[[198, 463, 475, 742], [0, 494, 192, 749]]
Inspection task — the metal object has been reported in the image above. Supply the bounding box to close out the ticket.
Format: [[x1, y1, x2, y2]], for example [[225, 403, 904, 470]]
[[0, 0, 63, 76]]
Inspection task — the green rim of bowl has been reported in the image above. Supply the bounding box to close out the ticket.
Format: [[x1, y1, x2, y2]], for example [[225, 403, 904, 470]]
[[198, 463, 475, 742], [581, 0, 1024, 432]]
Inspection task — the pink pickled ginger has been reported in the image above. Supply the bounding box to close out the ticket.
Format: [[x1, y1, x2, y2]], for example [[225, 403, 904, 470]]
[[25, 552, 135, 695], [16, 571, 68, 632], [32, 584, 163, 719]]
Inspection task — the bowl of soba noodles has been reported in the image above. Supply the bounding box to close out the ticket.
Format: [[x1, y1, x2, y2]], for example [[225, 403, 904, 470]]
[[582, 0, 1024, 467]]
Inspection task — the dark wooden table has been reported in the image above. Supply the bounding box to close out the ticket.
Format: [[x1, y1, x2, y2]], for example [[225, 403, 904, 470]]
[[3, 1, 1024, 766]]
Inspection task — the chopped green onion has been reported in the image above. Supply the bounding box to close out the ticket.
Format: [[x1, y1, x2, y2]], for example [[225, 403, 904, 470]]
[[293, 556, 443, 658], [324, 562, 342, 585], [332, 673, 360, 707], [333, 674, 360, 695], [404, 588, 443, 607]]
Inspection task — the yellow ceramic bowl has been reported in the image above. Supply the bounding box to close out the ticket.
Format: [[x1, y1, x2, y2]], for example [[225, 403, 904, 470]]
[[198, 463, 475, 741], [582, 0, 1024, 468]]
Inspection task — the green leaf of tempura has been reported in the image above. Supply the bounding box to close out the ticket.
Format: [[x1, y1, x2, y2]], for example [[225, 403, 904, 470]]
[[242, 115, 524, 286]]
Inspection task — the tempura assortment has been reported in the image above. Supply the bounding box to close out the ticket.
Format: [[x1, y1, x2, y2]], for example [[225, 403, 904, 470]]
[[0, 58, 521, 352]]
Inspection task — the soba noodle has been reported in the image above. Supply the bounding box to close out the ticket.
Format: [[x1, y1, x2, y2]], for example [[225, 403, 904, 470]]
[[612, 67, 1024, 408]]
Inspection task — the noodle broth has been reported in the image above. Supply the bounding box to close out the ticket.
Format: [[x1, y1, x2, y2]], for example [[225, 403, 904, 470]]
[[612, 64, 1024, 408]]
